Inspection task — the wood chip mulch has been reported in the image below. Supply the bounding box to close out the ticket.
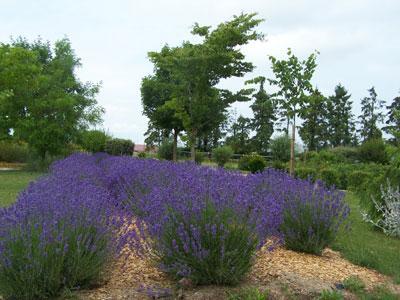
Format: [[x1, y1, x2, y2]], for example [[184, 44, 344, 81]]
[[78, 245, 400, 299]]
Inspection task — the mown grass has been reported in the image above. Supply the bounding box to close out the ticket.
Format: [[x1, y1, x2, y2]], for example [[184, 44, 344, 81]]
[[333, 192, 400, 284], [0, 171, 42, 207]]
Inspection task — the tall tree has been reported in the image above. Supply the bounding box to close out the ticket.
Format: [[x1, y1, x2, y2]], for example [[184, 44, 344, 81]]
[[326, 84, 355, 147], [357, 87, 385, 142], [268, 48, 318, 175], [226, 115, 252, 154], [383, 93, 400, 144], [141, 48, 184, 161], [0, 38, 103, 158], [146, 13, 263, 160], [247, 76, 276, 155], [299, 89, 328, 151]]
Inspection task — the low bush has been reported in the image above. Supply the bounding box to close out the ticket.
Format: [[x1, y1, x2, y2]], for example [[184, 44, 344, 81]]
[[347, 170, 374, 191], [80, 129, 110, 153], [329, 146, 359, 163], [239, 153, 266, 173], [212, 146, 233, 167], [157, 203, 259, 285], [157, 140, 174, 160], [195, 151, 205, 165], [138, 152, 147, 158], [270, 135, 291, 162], [271, 160, 286, 170], [319, 168, 340, 188], [318, 290, 343, 300], [0, 140, 29, 162], [227, 287, 269, 300], [358, 138, 387, 164], [105, 138, 134, 156], [295, 167, 317, 181], [363, 180, 400, 238], [342, 276, 365, 293], [0, 154, 131, 299], [280, 181, 348, 255]]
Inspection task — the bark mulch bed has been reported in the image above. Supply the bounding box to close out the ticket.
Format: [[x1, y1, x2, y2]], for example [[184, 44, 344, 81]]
[[77, 246, 400, 299]]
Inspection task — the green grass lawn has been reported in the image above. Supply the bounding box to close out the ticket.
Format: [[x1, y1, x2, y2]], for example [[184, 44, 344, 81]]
[[333, 192, 400, 284], [0, 171, 42, 207]]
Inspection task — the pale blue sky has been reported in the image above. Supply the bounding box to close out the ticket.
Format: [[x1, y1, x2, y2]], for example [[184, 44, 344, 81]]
[[1, 0, 399, 143]]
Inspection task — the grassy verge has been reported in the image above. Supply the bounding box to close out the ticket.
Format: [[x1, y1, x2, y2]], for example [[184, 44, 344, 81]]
[[0, 170, 42, 207], [333, 192, 400, 284]]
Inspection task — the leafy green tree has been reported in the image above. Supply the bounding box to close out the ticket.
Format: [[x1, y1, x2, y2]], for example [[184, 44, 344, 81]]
[[146, 13, 263, 160], [247, 77, 276, 155], [141, 46, 183, 161], [0, 38, 103, 158], [299, 89, 328, 151], [268, 48, 318, 175], [79, 129, 110, 153], [357, 87, 385, 142], [326, 84, 355, 147], [383, 93, 400, 144], [226, 115, 252, 154]]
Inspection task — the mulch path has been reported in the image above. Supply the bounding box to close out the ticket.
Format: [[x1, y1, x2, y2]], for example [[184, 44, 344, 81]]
[[78, 245, 400, 299]]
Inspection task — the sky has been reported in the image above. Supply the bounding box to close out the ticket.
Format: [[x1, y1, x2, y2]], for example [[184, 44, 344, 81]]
[[1, 0, 399, 143]]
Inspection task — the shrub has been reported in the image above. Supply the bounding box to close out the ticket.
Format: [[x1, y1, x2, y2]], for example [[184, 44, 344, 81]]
[[359, 138, 387, 164], [195, 151, 205, 165], [280, 181, 349, 255], [239, 153, 266, 173], [329, 146, 359, 163], [212, 146, 233, 167], [157, 203, 259, 285], [342, 276, 365, 293], [138, 152, 147, 158], [0, 154, 131, 299], [362, 180, 400, 238], [271, 160, 286, 170], [157, 140, 174, 160], [347, 170, 374, 191], [319, 168, 340, 188], [270, 135, 291, 162], [0, 140, 29, 162], [105, 138, 134, 156], [105, 158, 282, 286], [318, 290, 343, 300], [295, 167, 317, 181], [227, 287, 269, 300], [80, 129, 110, 153]]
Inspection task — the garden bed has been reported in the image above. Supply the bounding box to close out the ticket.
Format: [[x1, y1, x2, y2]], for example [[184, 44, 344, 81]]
[[78, 245, 400, 299]]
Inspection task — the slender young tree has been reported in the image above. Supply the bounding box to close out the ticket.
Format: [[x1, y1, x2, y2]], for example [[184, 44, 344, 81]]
[[268, 48, 318, 175], [357, 87, 385, 142]]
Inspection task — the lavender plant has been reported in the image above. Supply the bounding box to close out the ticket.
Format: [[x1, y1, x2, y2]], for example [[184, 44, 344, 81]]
[[0, 154, 132, 299], [0, 153, 349, 297], [363, 180, 400, 238], [278, 177, 349, 255]]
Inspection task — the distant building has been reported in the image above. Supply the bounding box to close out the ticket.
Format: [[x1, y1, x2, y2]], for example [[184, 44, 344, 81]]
[[133, 144, 158, 154]]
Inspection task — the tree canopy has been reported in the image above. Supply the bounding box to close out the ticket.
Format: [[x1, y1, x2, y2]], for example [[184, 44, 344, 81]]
[[0, 37, 103, 158]]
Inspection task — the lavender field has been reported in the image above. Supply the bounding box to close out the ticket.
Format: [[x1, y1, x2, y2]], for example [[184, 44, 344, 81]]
[[0, 153, 352, 298]]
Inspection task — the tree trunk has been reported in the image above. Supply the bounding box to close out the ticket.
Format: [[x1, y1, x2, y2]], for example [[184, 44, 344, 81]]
[[289, 122, 295, 176], [172, 129, 178, 162], [190, 130, 196, 161]]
